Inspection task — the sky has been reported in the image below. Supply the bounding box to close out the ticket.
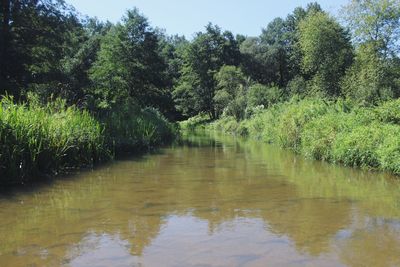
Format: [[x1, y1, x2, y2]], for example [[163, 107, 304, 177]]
[[65, 0, 349, 38]]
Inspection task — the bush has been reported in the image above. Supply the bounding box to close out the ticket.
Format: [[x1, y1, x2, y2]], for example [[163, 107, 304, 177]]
[[275, 98, 331, 151], [301, 112, 351, 161], [374, 98, 400, 124], [101, 102, 178, 154], [247, 84, 283, 109], [286, 76, 307, 97], [225, 93, 247, 122], [377, 126, 400, 174], [332, 124, 385, 168], [179, 114, 210, 131]]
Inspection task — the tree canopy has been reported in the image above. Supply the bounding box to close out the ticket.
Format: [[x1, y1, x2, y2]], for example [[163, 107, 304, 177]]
[[0, 0, 399, 121]]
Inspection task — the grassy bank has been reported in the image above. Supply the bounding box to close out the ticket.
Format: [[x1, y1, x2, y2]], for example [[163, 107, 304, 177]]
[[182, 98, 400, 175], [0, 97, 178, 185]]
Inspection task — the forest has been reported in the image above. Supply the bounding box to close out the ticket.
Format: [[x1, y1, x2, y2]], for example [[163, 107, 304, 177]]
[[1, 0, 400, 183]]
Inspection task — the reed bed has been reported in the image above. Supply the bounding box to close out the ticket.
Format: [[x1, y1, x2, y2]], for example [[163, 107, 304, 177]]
[[0, 97, 177, 184], [194, 98, 400, 175]]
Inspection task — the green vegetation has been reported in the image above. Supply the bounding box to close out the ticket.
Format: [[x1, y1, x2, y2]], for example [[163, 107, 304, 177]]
[[172, 1, 399, 118], [0, 2, 181, 184], [175, 0, 400, 176], [0, 97, 106, 184], [0, 97, 177, 184], [193, 98, 400, 175], [1, 0, 400, 181]]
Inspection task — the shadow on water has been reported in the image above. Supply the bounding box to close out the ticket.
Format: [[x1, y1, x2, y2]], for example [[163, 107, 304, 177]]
[[0, 149, 160, 200]]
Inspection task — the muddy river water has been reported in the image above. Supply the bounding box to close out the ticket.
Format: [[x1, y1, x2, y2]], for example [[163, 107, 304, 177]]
[[1, 132, 400, 267]]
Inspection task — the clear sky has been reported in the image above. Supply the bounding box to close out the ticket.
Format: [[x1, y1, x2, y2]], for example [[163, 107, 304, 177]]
[[65, 0, 349, 38]]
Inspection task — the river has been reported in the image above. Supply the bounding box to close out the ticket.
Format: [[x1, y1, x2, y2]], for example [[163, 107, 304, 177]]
[[1, 132, 400, 267]]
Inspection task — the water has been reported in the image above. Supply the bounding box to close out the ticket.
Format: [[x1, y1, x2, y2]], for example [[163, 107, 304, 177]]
[[1, 132, 400, 267]]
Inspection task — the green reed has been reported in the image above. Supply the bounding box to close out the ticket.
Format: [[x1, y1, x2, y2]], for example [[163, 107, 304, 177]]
[[0, 97, 178, 184], [195, 98, 400, 175]]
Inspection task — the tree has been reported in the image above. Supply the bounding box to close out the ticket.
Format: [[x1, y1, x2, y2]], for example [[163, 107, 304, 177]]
[[247, 84, 283, 109], [240, 37, 269, 84], [284, 2, 323, 81], [342, 0, 400, 58], [0, 0, 11, 95], [0, 0, 84, 99], [299, 12, 354, 97], [240, 3, 324, 89], [90, 8, 170, 113], [213, 65, 247, 117], [342, 43, 398, 104], [173, 23, 241, 119]]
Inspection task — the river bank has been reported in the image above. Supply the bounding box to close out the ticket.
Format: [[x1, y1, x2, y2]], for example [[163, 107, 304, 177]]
[[0, 97, 178, 185], [181, 98, 400, 176]]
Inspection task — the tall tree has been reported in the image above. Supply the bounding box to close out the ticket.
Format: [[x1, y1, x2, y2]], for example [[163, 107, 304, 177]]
[[0, 0, 11, 95], [341, 43, 393, 104], [0, 0, 84, 99], [299, 11, 354, 97], [240, 3, 323, 88], [174, 23, 241, 119], [342, 0, 400, 58], [284, 2, 323, 81], [90, 8, 170, 114]]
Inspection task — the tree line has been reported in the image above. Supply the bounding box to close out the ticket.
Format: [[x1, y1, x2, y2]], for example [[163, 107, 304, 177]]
[[1, 0, 399, 121]]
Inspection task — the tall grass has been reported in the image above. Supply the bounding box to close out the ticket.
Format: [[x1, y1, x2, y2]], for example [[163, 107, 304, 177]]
[[0, 97, 107, 184], [100, 103, 178, 155], [0, 97, 178, 184], [199, 98, 400, 175]]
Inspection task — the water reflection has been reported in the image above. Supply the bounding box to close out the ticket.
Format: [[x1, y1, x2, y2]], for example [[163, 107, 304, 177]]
[[0, 131, 400, 266]]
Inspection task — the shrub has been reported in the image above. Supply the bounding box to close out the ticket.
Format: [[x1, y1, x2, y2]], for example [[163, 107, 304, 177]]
[[179, 114, 210, 131], [225, 94, 247, 122], [374, 98, 400, 124], [301, 112, 351, 161], [332, 124, 385, 169], [101, 102, 177, 154], [275, 98, 331, 151], [376, 125, 400, 174], [247, 84, 283, 109], [286, 76, 307, 97]]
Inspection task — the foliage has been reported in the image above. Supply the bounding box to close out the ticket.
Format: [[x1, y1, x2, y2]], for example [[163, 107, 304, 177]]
[[0, 96, 177, 184], [89, 9, 175, 116], [301, 112, 351, 161], [0, 96, 108, 184], [341, 44, 391, 104], [173, 24, 241, 119], [203, 97, 400, 175], [0, 0, 84, 98], [342, 0, 400, 57], [299, 11, 354, 97], [286, 76, 307, 97], [247, 84, 284, 109], [100, 100, 177, 154], [332, 124, 385, 168], [179, 114, 211, 131], [213, 65, 248, 119]]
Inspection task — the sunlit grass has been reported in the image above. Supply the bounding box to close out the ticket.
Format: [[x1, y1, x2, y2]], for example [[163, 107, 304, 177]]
[[195, 98, 400, 175], [0, 97, 177, 184]]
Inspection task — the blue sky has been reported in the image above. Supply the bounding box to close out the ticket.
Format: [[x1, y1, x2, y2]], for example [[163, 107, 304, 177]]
[[65, 0, 349, 37]]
